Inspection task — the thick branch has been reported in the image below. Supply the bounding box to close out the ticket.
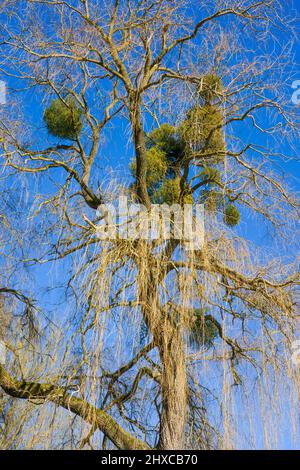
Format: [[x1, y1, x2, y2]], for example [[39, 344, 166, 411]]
[[0, 364, 149, 450]]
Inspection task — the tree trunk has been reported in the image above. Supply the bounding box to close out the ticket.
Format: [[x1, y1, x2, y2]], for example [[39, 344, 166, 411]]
[[137, 247, 188, 450], [158, 325, 187, 450], [130, 97, 151, 208]]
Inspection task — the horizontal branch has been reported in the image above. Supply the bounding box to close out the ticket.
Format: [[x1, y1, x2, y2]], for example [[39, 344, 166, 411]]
[[0, 364, 149, 450]]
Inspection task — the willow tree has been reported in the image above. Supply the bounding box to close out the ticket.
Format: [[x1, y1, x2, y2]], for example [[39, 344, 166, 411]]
[[0, 0, 299, 450]]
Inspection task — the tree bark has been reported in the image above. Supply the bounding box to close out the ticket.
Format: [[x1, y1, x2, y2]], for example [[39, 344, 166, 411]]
[[158, 325, 187, 450], [0, 363, 149, 450], [130, 97, 151, 208], [137, 248, 188, 450]]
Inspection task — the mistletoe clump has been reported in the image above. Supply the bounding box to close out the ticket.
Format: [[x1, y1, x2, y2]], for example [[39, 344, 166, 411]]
[[130, 74, 240, 228], [155, 177, 193, 205], [199, 73, 223, 102], [130, 146, 168, 188], [180, 104, 226, 163], [130, 124, 189, 204], [189, 309, 219, 348], [200, 166, 221, 184], [180, 73, 226, 164], [224, 204, 240, 227], [44, 97, 83, 139], [147, 123, 185, 163]]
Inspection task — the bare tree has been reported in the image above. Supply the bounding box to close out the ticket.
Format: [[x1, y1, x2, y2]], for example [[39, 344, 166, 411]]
[[0, 0, 299, 450]]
